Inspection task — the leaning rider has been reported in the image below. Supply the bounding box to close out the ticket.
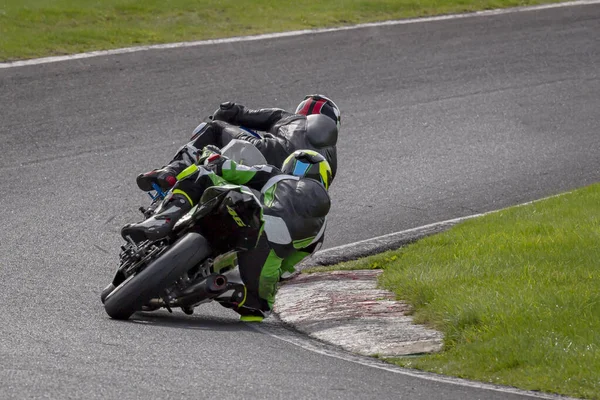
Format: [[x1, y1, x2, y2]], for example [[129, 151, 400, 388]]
[[136, 94, 341, 192], [121, 148, 332, 322]]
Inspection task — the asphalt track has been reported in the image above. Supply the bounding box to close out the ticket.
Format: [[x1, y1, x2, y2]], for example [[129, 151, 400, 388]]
[[1, 3, 599, 399]]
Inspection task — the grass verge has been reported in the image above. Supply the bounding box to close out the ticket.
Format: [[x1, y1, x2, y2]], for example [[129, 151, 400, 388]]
[[308, 184, 600, 399], [1, 0, 567, 62]]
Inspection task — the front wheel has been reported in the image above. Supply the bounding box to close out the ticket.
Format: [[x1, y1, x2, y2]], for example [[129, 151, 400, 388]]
[[104, 233, 211, 320], [100, 283, 115, 304]]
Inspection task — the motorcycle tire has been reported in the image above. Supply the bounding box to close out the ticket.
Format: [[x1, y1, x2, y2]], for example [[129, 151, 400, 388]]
[[104, 232, 211, 320], [100, 283, 115, 304]]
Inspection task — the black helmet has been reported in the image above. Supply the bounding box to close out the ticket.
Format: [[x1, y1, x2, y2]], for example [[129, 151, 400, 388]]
[[295, 94, 341, 132], [281, 150, 332, 190]]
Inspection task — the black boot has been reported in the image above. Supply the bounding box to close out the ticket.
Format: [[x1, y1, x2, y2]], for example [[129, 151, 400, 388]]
[[121, 194, 191, 243], [136, 166, 178, 192], [136, 142, 206, 192]]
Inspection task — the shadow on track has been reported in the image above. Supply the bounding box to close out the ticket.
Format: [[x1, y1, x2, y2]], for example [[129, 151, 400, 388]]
[[107, 309, 253, 333]]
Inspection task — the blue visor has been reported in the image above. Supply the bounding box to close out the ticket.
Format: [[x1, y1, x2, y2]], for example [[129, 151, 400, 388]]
[[292, 161, 311, 177]]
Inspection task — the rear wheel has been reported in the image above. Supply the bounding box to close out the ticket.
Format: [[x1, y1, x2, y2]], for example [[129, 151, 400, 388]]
[[104, 233, 211, 320]]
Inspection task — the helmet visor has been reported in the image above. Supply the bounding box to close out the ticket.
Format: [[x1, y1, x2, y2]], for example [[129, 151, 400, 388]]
[[292, 160, 312, 177]]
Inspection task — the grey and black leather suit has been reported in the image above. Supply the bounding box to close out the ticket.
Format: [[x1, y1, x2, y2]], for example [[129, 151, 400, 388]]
[[167, 104, 338, 183]]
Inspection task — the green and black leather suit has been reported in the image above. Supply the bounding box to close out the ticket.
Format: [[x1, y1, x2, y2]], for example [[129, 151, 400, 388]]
[[172, 157, 330, 311]]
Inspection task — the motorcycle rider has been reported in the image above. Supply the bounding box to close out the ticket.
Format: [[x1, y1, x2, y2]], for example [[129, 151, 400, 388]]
[[136, 94, 340, 192], [121, 148, 332, 322]]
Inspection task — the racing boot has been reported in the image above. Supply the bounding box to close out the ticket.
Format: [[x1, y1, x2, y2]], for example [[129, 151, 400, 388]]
[[121, 194, 191, 243], [233, 292, 271, 322], [136, 166, 178, 192], [235, 305, 271, 322], [136, 142, 207, 192]]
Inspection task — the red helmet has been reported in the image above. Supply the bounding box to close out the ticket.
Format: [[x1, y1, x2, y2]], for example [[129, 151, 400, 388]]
[[295, 94, 341, 131]]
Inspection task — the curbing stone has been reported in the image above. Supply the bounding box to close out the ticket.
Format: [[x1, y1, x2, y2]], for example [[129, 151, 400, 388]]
[[274, 270, 444, 357]]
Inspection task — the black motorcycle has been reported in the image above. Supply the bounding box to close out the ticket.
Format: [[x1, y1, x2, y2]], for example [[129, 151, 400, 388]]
[[102, 184, 263, 320]]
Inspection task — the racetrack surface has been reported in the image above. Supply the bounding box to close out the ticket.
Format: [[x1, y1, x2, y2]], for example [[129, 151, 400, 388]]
[[1, 3, 598, 399]]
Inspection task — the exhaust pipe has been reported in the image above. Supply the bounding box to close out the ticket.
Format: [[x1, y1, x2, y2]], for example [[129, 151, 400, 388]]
[[177, 274, 230, 305], [207, 274, 228, 293]]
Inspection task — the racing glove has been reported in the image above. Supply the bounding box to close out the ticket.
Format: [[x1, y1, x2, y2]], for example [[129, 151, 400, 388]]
[[212, 101, 243, 123], [197, 145, 222, 165]]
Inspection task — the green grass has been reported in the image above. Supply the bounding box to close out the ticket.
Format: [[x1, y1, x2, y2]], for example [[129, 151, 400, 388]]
[[1, 0, 567, 61], [303, 252, 401, 274], [318, 185, 600, 399]]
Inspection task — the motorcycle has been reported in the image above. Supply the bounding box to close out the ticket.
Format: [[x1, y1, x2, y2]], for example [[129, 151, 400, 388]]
[[102, 138, 268, 320]]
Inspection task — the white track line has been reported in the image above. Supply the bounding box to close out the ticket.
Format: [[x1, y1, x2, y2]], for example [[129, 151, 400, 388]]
[[317, 212, 484, 255], [2, 0, 599, 69], [248, 322, 578, 400]]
